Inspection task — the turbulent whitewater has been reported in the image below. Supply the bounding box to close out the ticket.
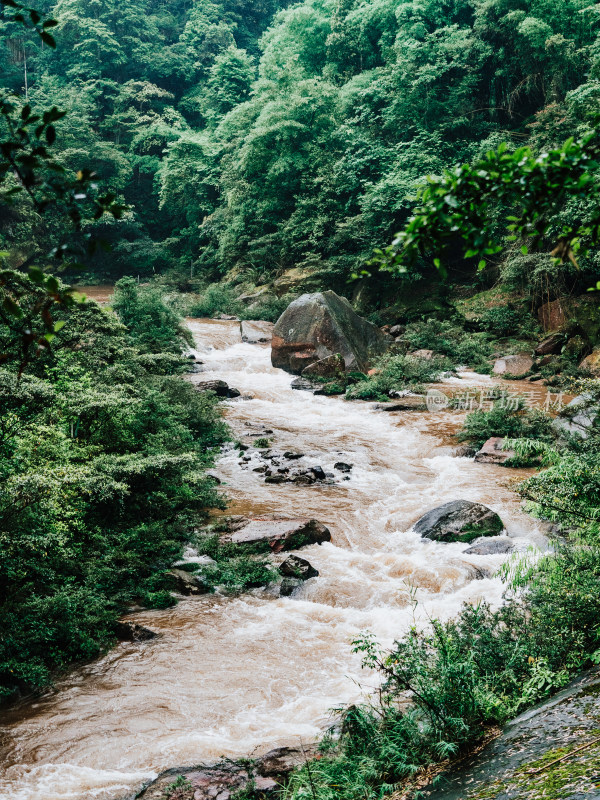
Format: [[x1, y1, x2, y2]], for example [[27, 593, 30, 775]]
[[0, 319, 548, 800]]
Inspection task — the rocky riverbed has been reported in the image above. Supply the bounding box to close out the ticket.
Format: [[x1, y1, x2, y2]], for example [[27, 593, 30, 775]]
[[0, 317, 551, 800]]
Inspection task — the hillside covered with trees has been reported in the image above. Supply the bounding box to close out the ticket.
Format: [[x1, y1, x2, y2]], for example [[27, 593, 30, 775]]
[[3, 0, 600, 293]]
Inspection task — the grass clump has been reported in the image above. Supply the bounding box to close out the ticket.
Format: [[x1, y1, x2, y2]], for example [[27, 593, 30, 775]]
[[193, 533, 277, 593], [458, 398, 555, 451], [346, 353, 453, 401]]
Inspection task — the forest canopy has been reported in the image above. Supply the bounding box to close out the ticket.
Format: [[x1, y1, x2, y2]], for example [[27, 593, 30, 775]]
[[3, 0, 600, 290]]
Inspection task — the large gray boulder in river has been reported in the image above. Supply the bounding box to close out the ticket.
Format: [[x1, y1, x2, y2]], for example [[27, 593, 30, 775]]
[[413, 500, 504, 543], [271, 290, 390, 374]]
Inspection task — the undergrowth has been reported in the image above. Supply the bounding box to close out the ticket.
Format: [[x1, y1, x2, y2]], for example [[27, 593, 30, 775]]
[[458, 398, 555, 454], [403, 319, 493, 373], [184, 284, 294, 323], [346, 354, 453, 401]]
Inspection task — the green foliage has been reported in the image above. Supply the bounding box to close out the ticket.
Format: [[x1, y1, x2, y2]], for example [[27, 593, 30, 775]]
[[518, 448, 600, 525], [478, 306, 530, 338], [193, 533, 277, 593], [346, 353, 452, 401], [112, 277, 192, 356], [6, 0, 600, 296], [404, 319, 492, 371], [459, 400, 555, 452], [286, 542, 600, 800], [186, 284, 294, 322], [376, 133, 600, 277], [0, 297, 228, 699], [187, 284, 244, 318]]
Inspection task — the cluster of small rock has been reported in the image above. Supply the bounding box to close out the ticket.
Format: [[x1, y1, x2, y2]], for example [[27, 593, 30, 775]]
[[237, 445, 353, 486]]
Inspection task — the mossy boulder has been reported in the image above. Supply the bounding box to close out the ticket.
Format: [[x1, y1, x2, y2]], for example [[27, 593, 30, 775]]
[[413, 500, 504, 543], [538, 295, 600, 344], [272, 291, 391, 374], [220, 515, 331, 553]]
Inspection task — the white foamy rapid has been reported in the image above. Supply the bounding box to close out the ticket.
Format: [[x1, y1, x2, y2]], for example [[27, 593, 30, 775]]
[[0, 319, 547, 800]]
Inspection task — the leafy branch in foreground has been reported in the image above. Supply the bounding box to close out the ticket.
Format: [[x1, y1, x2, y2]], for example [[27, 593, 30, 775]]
[[371, 131, 600, 277], [0, 0, 58, 48], [0, 4, 127, 371]]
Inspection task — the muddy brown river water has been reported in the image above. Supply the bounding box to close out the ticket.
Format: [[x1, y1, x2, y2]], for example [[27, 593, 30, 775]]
[[0, 317, 551, 800]]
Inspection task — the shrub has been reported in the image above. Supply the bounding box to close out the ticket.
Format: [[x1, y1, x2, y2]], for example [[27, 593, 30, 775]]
[[112, 277, 192, 356], [404, 319, 492, 371], [187, 284, 295, 323], [458, 399, 555, 452], [194, 533, 277, 593], [346, 353, 452, 400], [0, 299, 228, 699], [187, 284, 243, 318], [478, 305, 528, 337]]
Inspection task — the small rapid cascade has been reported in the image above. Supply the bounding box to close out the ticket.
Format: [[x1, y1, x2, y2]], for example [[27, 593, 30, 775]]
[[0, 319, 548, 800]]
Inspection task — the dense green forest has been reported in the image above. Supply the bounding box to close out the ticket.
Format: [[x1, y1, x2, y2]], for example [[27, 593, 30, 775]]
[[3, 0, 600, 798], [3, 0, 600, 292]]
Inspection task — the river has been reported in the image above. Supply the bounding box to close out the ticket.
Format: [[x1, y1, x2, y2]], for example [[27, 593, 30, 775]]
[[0, 318, 549, 800]]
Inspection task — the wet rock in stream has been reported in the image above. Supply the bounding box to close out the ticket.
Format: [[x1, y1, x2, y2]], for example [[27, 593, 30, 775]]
[[334, 461, 353, 473], [166, 569, 210, 595], [136, 746, 318, 800], [237, 446, 343, 486], [114, 622, 158, 642], [414, 500, 505, 544], [195, 380, 241, 399], [219, 515, 331, 552], [279, 555, 319, 580], [290, 377, 316, 391], [464, 536, 515, 555]]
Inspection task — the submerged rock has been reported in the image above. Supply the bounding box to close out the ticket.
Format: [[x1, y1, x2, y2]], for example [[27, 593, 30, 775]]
[[464, 536, 515, 555], [413, 500, 504, 543], [334, 461, 353, 473], [114, 622, 158, 642], [280, 577, 305, 596], [271, 291, 390, 374], [290, 377, 316, 391], [220, 515, 331, 552], [240, 320, 274, 344]]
